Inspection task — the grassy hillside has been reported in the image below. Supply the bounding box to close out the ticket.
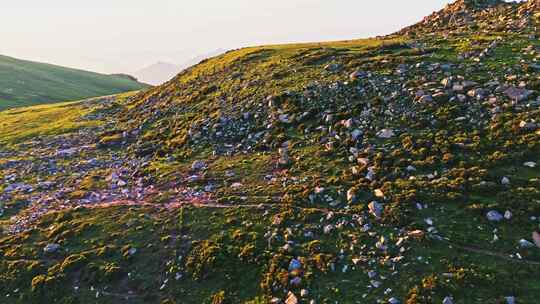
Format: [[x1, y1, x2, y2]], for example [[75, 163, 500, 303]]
[[0, 54, 148, 110], [0, 1, 539, 303]]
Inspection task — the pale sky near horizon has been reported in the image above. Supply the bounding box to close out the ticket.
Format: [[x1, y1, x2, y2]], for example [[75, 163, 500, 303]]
[[1, 1, 454, 74]]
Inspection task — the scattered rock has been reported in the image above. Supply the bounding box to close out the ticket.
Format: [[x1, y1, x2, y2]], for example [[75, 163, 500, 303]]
[[289, 259, 302, 271], [285, 291, 298, 304], [350, 70, 368, 80], [44, 243, 61, 254], [524, 161, 537, 168], [486, 210, 503, 222], [368, 201, 383, 218], [442, 296, 454, 304], [191, 160, 206, 171], [504, 86, 532, 102], [377, 129, 395, 139], [505, 296, 516, 304], [388, 298, 400, 304], [519, 239, 535, 248]]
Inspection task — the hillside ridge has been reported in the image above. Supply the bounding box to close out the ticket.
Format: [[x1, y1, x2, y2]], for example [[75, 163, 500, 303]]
[[0, 1, 539, 303], [0, 54, 147, 110]]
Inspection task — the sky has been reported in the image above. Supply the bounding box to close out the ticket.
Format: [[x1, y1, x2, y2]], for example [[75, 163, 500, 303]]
[[0, 0, 453, 74]]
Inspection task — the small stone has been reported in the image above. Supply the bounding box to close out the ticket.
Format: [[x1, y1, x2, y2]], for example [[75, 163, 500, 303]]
[[278, 145, 290, 166], [441, 77, 453, 88], [270, 298, 282, 304], [300, 289, 309, 297], [347, 188, 357, 203], [486, 210, 503, 222], [462, 81, 477, 89], [279, 114, 291, 123], [282, 243, 293, 253], [231, 182, 243, 188], [519, 239, 535, 248], [323, 224, 334, 234], [501, 177, 510, 185], [289, 259, 302, 271], [408, 230, 425, 239], [504, 86, 532, 102], [524, 162, 537, 168], [442, 296, 453, 304], [44, 243, 60, 254], [191, 160, 206, 171], [406, 165, 416, 172], [290, 277, 302, 286], [371, 280, 382, 288], [285, 291, 298, 304], [418, 94, 433, 103], [505, 296, 516, 304], [324, 63, 342, 72], [343, 118, 354, 129], [388, 298, 400, 304], [377, 129, 395, 139], [368, 201, 383, 218], [351, 129, 363, 141], [519, 120, 537, 130], [457, 94, 467, 102], [504, 210, 512, 220], [350, 70, 367, 80]]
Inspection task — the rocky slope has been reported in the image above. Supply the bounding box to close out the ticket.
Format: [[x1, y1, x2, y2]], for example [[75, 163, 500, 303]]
[[0, 1, 539, 303]]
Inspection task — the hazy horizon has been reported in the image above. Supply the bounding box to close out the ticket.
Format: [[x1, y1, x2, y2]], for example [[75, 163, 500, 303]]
[[1, 1, 453, 75]]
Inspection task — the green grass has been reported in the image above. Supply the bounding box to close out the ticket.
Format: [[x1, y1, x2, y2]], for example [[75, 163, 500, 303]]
[[1, 2, 540, 303], [0, 92, 138, 145], [0, 54, 148, 110], [0, 100, 98, 145]]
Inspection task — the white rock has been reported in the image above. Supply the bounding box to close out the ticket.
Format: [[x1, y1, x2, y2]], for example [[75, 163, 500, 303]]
[[279, 114, 291, 123], [347, 188, 357, 203], [519, 239, 535, 248], [368, 201, 383, 218], [505, 296, 516, 304], [486, 210, 503, 222], [191, 160, 206, 171], [377, 129, 395, 139], [524, 162, 537, 168], [388, 298, 400, 304], [442, 296, 454, 304], [43, 243, 61, 254], [351, 129, 363, 141]]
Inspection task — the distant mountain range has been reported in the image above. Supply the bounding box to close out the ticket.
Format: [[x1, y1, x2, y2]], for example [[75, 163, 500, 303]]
[[0, 54, 148, 110], [132, 62, 180, 86], [133, 49, 226, 85]]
